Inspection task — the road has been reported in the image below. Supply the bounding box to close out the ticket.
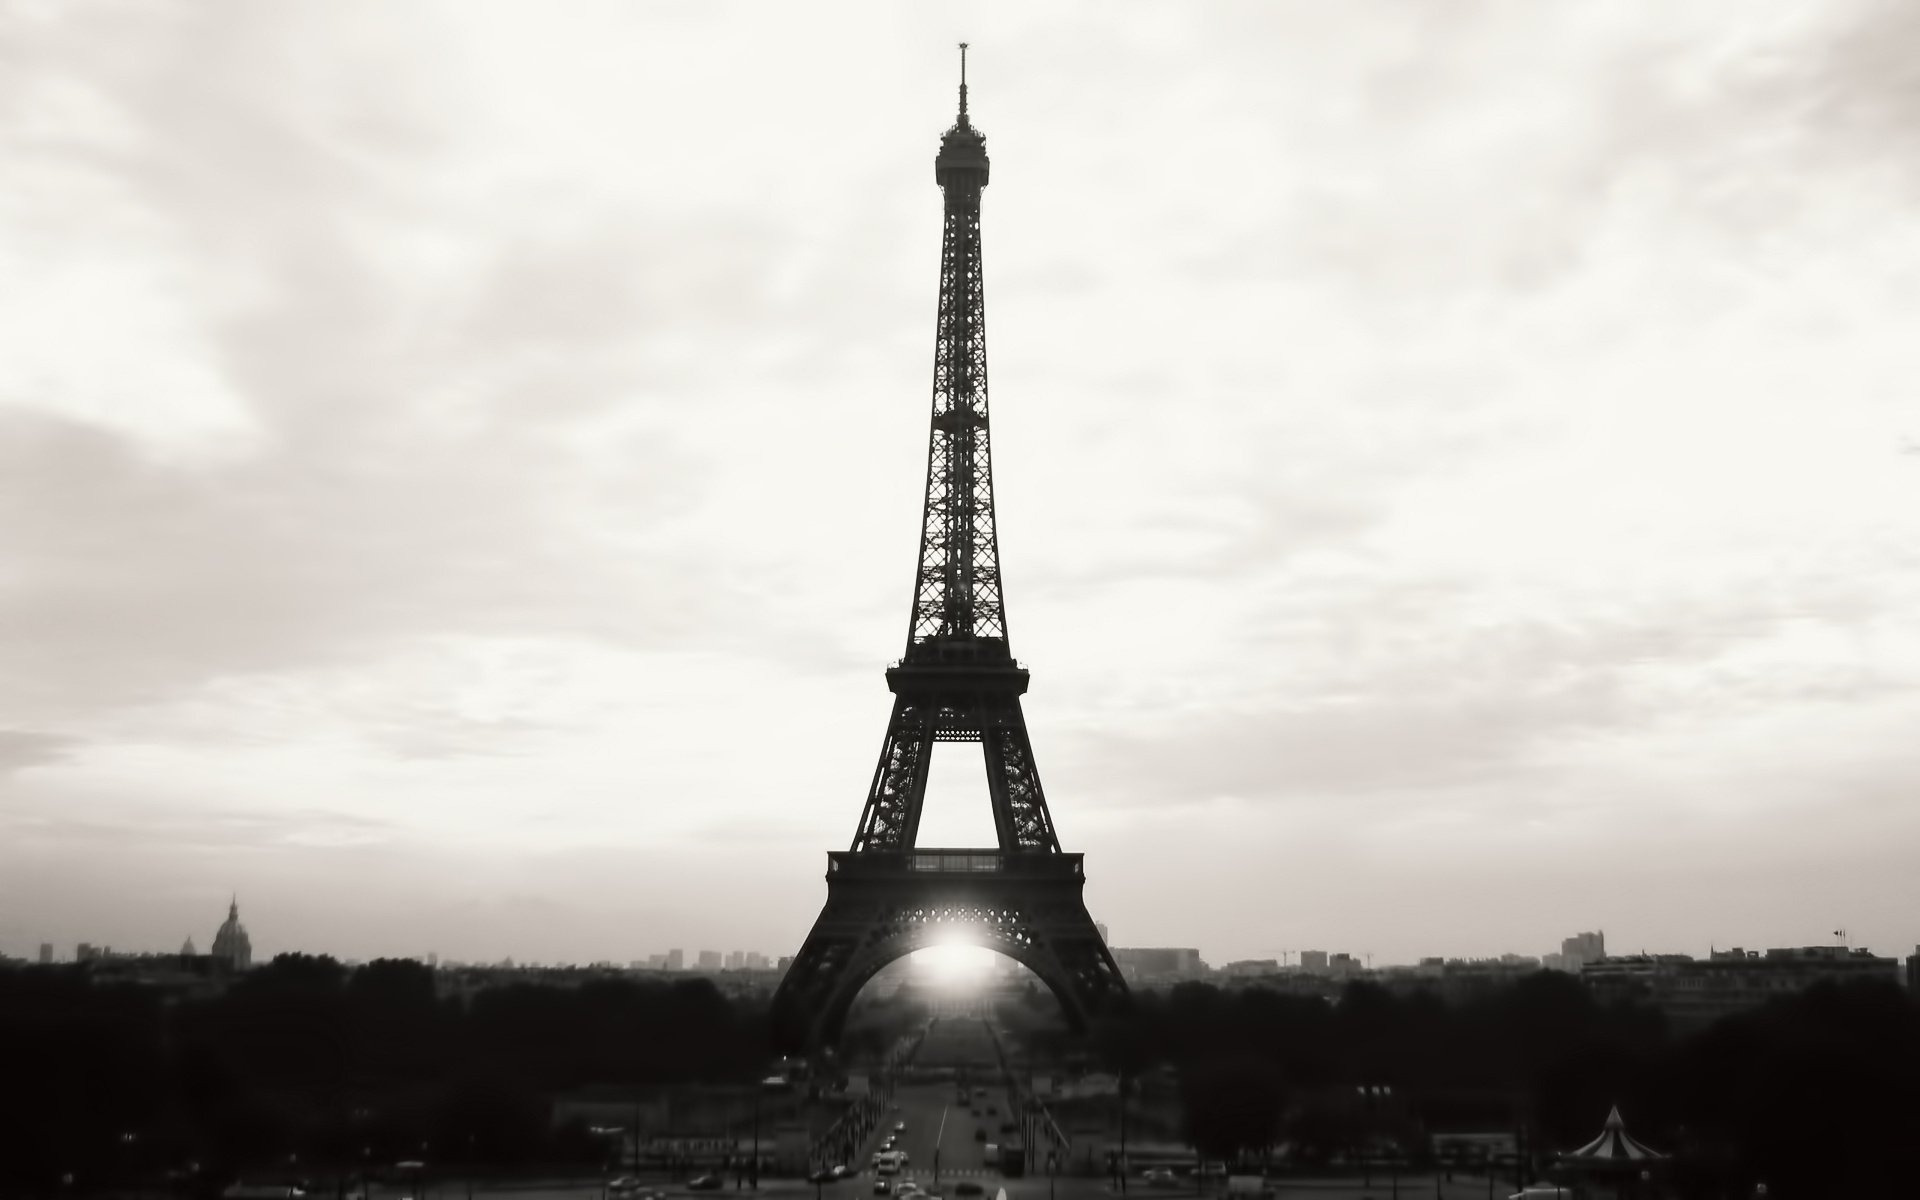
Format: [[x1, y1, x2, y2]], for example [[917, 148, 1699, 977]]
[[862, 1079, 1026, 1188], [367, 1173, 1522, 1200]]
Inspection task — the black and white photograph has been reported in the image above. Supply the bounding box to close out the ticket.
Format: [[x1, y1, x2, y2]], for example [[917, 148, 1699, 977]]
[[4, 3, 1919, 1198]]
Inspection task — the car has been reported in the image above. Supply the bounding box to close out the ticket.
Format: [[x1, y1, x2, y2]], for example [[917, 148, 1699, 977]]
[[1143, 1169, 1177, 1187], [973, 1129, 987, 1142], [954, 1184, 984, 1197], [832, 1165, 853, 1180], [894, 1122, 906, 1132], [809, 1169, 837, 1185], [1197, 1163, 1227, 1177], [873, 1182, 892, 1196], [895, 1184, 922, 1197], [689, 1177, 724, 1191]]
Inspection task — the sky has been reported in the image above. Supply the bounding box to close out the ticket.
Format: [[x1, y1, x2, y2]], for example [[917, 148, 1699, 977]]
[[4, 0, 1919, 972]]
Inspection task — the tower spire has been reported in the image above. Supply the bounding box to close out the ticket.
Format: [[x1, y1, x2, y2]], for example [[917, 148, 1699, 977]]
[[958, 42, 969, 124]]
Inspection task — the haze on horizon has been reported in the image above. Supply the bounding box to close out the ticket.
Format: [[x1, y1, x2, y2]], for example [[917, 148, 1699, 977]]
[[4, 1, 1919, 972]]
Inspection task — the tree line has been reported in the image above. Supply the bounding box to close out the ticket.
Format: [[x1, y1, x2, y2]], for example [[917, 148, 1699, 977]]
[[9, 955, 1917, 1197], [0, 954, 772, 1190]]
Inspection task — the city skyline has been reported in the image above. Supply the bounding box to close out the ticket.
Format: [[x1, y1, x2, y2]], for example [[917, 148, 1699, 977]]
[[19, 900, 1902, 979], [6, 2, 1920, 971]]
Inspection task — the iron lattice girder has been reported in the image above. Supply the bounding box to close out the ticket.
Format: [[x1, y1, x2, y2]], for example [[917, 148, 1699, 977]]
[[770, 852, 1128, 1053], [911, 173, 1005, 647]]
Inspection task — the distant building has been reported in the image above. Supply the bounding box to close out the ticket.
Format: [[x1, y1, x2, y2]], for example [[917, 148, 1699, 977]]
[[1110, 947, 1205, 982], [778, 955, 794, 972], [1223, 959, 1279, 977], [180, 936, 197, 956], [210, 897, 252, 971], [724, 950, 744, 970], [666, 949, 684, 971], [697, 950, 722, 970], [77, 942, 100, 962], [1555, 931, 1605, 973], [38, 942, 52, 964], [1585, 946, 1901, 1029], [1908, 946, 1919, 992], [1299, 950, 1329, 974], [1437, 956, 1539, 997]]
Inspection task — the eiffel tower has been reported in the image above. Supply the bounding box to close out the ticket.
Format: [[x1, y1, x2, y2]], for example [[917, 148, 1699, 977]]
[[771, 47, 1128, 1053]]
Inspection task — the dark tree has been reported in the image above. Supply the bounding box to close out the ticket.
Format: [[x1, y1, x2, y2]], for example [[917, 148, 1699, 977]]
[[1179, 1058, 1288, 1164]]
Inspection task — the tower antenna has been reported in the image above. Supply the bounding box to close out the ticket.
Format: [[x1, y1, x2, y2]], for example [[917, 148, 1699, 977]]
[[958, 42, 969, 121]]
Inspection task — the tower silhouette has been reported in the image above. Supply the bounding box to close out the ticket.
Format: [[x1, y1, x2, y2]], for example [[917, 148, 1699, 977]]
[[771, 48, 1128, 1052]]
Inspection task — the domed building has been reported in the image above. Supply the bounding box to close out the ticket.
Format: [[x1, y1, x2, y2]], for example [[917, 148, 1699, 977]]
[[210, 896, 252, 971]]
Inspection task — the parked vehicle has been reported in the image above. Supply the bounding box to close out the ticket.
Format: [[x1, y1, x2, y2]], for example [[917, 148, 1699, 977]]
[[689, 1176, 724, 1191]]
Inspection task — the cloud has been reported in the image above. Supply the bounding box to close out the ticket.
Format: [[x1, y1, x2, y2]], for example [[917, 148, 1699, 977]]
[[0, 731, 77, 777]]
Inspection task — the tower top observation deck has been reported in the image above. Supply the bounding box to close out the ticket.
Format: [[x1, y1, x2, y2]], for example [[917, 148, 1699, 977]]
[[937, 43, 989, 186]]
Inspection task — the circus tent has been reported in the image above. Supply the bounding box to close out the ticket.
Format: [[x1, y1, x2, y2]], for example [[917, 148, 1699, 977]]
[[1552, 1106, 1668, 1198], [1564, 1106, 1666, 1163]]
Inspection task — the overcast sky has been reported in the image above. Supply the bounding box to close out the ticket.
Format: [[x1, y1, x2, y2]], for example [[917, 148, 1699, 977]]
[[5, 1, 1919, 971]]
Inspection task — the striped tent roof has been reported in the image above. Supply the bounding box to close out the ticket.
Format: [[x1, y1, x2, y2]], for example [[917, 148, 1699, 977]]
[[1565, 1105, 1665, 1162]]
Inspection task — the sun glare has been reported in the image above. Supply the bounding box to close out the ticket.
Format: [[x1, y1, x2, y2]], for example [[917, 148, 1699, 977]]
[[914, 940, 998, 984]]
